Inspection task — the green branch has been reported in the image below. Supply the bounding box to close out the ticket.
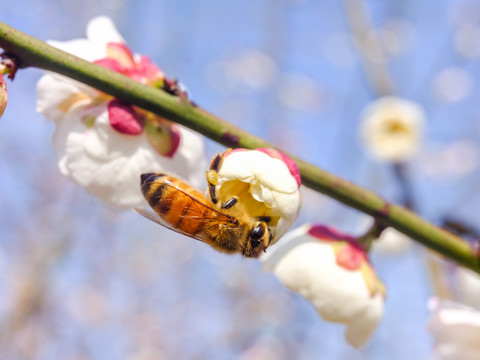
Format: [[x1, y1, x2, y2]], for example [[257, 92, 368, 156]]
[[1, 21, 478, 273]]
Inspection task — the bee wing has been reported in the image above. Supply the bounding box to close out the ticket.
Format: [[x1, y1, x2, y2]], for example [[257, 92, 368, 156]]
[[134, 207, 209, 242], [134, 207, 166, 227]]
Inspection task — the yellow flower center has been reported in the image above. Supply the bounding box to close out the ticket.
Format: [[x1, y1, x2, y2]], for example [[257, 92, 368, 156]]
[[218, 180, 279, 228], [383, 118, 411, 137]]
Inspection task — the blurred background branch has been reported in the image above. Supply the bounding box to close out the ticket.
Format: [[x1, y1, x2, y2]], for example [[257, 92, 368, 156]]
[[343, 0, 395, 96]]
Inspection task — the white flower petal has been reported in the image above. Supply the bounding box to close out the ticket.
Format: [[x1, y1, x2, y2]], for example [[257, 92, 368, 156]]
[[47, 39, 106, 62], [46, 17, 125, 62], [218, 151, 298, 193], [173, 126, 208, 188], [263, 226, 384, 348], [344, 293, 384, 348], [373, 227, 412, 254], [86, 16, 125, 46], [36, 73, 99, 123], [428, 298, 480, 359]]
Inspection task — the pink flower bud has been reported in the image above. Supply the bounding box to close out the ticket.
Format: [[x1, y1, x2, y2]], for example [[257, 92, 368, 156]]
[[0, 73, 7, 118]]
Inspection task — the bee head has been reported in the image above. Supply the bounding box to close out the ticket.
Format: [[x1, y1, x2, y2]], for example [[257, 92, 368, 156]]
[[245, 222, 271, 258]]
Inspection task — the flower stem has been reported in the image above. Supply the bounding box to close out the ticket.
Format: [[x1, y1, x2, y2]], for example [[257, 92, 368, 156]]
[[0, 21, 479, 273], [357, 220, 387, 252]]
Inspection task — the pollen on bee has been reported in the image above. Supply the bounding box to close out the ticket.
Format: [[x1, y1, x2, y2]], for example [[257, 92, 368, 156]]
[[206, 169, 218, 186]]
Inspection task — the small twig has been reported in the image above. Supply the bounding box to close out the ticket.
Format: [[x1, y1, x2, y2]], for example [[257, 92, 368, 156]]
[[356, 219, 388, 251]]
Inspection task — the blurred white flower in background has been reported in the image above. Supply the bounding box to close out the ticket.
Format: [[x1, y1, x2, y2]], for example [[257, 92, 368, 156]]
[[277, 72, 328, 113], [379, 19, 416, 58], [360, 96, 425, 163], [322, 32, 357, 69], [432, 67, 473, 103], [455, 267, 480, 310], [412, 140, 479, 181], [262, 224, 385, 348], [208, 148, 302, 244], [448, 0, 480, 28], [205, 49, 277, 91], [36, 16, 206, 209], [455, 24, 480, 58], [428, 297, 480, 360], [228, 50, 277, 89]]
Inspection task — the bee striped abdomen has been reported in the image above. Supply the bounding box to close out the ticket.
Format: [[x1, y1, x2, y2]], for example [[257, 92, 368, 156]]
[[140, 173, 210, 237], [141, 173, 171, 212]]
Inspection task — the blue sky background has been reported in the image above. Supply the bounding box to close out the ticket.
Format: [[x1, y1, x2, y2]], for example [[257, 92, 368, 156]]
[[1, 0, 480, 359]]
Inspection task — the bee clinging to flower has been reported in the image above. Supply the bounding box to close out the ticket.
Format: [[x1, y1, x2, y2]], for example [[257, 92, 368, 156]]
[[136, 148, 302, 257]]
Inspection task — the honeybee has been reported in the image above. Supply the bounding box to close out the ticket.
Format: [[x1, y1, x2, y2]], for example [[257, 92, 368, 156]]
[[135, 165, 273, 258]]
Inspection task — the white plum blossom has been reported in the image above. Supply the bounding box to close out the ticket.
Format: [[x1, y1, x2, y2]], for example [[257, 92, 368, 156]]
[[262, 224, 385, 348], [360, 96, 425, 163], [428, 297, 480, 359], [36, 16, 206, 209], [207, 148, 301, 244]]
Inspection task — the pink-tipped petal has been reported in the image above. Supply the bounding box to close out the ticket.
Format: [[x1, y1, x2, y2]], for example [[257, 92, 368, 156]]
[[94, 58, 129, 74], [136, 56, 164, 82], [108, 99, 143, 135], [308, 225, 369, 271], [257, 148, 301, 187], [106, 42, 136, 69], [336, 244, 365, 271], [308, 224, 356, 243]]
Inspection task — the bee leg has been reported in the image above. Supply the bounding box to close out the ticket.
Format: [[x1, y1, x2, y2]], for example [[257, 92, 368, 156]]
[[206, 153, 223, 204], [206, 170, 218, 204], [221, 196, 238, 209], [208, 182, 218, 204]]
